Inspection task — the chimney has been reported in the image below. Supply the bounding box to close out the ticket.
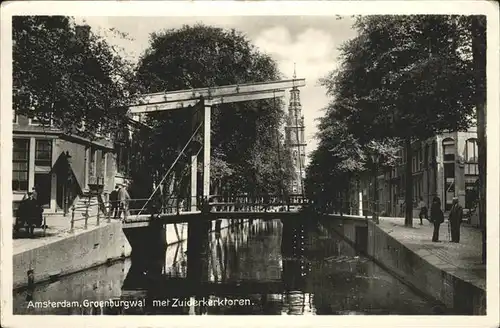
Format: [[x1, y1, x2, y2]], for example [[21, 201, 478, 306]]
[[75, 24, 91, 43]]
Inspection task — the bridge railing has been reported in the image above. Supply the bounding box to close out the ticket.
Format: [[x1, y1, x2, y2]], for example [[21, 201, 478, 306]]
[[208, 194, 308, 213], [69, 195, 196, 229], [125, 193, 311, 220]]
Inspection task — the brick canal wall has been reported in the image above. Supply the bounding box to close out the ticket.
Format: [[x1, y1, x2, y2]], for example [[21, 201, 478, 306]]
[[13, 219, 238, 289], [321, 215, 485, 315], [13, 222, 132, 289]]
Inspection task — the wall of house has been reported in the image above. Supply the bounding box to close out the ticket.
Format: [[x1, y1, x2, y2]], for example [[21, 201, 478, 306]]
[[12, 132, 59, 212], [55, 139, 87, 191], [12, 114, 119, 214]]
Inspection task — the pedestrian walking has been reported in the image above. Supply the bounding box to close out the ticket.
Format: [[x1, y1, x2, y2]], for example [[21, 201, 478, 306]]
[[449, 197, 463, 243], [418, 196, 428, 225], [399, 199, 406, 217], [117, 183, 131, 219], [109, 185, 119, 219], [430, 196, 444, 242]]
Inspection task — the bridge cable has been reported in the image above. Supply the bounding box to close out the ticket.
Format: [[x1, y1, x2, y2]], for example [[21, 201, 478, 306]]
[[171, 145, 203, 211], [136, 121, 203, 217]]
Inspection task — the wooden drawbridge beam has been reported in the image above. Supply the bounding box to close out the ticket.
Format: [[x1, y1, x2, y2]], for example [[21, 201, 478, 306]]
[[129, 78, 305, 114]]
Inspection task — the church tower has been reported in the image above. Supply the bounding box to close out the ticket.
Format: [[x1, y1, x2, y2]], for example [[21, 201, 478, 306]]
[[285, 65, 306, 194]]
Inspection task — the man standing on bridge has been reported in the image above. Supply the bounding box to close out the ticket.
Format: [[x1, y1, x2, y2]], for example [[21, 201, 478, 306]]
[[117, 183, 131, 220], [109, 185, 119, 219]]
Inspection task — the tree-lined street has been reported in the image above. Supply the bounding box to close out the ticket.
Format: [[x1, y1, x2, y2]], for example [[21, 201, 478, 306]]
[[305, 15, 486, 263]]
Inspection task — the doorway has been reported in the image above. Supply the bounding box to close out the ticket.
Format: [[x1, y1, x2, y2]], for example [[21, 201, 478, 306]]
[[34, 173, 51, 208]]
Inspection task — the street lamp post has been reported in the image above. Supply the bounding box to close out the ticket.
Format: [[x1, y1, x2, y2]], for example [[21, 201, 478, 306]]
[[370, 152, 380, 225], [64, 151, 72, 216]]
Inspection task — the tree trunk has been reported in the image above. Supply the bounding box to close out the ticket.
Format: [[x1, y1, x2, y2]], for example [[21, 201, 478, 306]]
[[373, 163, 379, 223], [404, 138, 413, 227], [472, 15, 486, 264]]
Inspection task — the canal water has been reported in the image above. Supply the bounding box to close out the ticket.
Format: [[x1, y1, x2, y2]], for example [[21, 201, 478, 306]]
[[13, 218, 440, 315]]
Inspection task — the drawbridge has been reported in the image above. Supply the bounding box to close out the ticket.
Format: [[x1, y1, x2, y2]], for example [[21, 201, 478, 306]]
[[124, 78, 308, 228]]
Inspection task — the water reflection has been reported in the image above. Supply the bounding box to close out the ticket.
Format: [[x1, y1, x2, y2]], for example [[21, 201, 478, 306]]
[[118, 218, 436, 315], [14, 217, 438, 315]]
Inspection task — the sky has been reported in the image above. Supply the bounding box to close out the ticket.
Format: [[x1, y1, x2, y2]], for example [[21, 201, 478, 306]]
[[75, 16, 359, 163]]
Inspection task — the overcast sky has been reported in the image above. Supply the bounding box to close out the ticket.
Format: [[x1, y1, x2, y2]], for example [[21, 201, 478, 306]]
[[75, 16, 358, 162]]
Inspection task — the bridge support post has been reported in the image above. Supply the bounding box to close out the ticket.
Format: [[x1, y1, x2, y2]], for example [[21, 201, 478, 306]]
[[359, 191, 364, 216], [187, 220, 210, 286], [203, 100, 212, 201], [191, 153, 197, 211]]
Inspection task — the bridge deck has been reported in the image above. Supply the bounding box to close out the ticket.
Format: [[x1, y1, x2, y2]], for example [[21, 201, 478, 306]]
[[123, 210, 304, 228]]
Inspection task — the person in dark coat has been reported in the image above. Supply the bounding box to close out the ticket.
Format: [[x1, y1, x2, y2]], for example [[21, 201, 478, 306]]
[[17, 192, 42, 237], [109, 185, 119, 219], [430, 196, 444, 242], [449, 197, 463, 243]]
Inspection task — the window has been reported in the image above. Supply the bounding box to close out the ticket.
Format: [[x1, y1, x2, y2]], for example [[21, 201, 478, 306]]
[[465, 138, 479, 175], [443, 136, 456, 209], [442, 138, 455, 162], [419, 148, 423, 169], [12, 139, 29, 191], [431, 140, 437, 164], [465, 181, 478, 209], [424, 144, 429, 168], [466, 163, 479, 175], [90, 148, 97, 177], [35, 140, 52, 166], [465, 138, 478, 162], [116, 145, 130, 174]]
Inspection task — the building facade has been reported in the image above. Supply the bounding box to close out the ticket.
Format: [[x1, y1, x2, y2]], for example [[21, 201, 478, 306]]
[[284, 73, 307, 195], [350, 128, 479, 225], [12, 112, 132, 216]]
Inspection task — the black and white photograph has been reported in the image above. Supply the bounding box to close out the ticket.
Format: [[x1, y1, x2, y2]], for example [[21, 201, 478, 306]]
[[1, 1, 499, 327]]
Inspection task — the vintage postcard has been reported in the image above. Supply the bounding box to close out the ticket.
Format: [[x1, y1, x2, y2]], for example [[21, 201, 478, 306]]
[[1, 1, 499, 327]]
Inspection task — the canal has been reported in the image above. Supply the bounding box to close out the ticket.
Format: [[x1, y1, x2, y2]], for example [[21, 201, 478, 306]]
[[14, 218, 440, 315]]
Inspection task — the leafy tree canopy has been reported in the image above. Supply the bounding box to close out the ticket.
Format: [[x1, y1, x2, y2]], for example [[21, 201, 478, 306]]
[[130, 24, 293, 197], [320, 15, 476, 143], [13, 16, 135, 140]]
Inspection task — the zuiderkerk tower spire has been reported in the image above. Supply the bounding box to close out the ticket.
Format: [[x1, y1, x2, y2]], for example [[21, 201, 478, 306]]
[[285, 64, 306, 194]]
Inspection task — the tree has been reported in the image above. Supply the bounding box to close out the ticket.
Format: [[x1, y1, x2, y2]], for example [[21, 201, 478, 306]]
[[129, 24, 293, 199], [320, 15, 476, 227], [305, 107, 400, 213], [13, 16, 134, 139], [471, 15, 486, 264]]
